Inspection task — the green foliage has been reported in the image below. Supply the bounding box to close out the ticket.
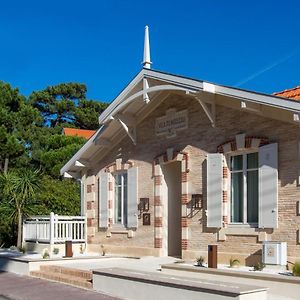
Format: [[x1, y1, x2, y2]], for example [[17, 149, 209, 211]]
[[0, 80, 106, 247], [0, 169, 41, 247], [253, 262, 266, 271], [196, 256, 205, 266], [29, 82, 108, 129], [53, 247, 59, 255], [293, 261, 300, 276], [42, 249, 50, 259]]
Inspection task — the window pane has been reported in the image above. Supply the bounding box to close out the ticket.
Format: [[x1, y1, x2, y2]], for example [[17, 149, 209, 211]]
[[247, 170, 258, 223], [123, 174, 128, 226], [114, 185, 122, 223], [231, 155, 243, 171], [247, 153, 258, 169], [231, 172, 244, 222]]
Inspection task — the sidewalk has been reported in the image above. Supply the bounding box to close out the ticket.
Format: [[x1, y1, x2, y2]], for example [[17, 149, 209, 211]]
[[0, 271, 119, 300]]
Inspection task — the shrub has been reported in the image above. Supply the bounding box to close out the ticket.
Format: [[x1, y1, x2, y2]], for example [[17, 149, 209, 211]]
[[42, 249, 50, 259], [229, 258, 240, 268], [293, 261, 300, 276], [53, 247, 59, 255], [18, 245, 26, 254], [253, 262, 265, 271], [196, 256, 205, 267]]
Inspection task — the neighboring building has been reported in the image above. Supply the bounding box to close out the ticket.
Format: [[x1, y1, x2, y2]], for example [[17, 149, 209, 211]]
[[61, 28, 300, 264], [63, 128, 96, 140], [274, 86, 300, 101]]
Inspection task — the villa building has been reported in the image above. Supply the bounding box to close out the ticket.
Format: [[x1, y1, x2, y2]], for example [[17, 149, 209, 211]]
[[61, 28, 300, 264]]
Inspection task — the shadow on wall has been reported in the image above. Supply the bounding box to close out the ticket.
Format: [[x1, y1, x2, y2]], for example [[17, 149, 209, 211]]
[[245, 249, 262, 266]]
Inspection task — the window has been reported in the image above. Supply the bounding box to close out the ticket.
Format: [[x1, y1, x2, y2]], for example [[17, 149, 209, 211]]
[[230, 152, 258, 224], [114, 173, 128, 226]]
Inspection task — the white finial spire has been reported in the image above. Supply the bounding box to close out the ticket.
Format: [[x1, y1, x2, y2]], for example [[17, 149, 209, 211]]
[[142, 25, 152, 69]]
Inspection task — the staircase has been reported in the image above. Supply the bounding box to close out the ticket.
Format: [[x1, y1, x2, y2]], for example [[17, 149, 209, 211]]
[[30, 265, 93, 289]]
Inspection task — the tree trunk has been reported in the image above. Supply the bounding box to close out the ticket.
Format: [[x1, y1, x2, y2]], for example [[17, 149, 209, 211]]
[[3, 157, 9, 174], [17, 208, 22, 248]]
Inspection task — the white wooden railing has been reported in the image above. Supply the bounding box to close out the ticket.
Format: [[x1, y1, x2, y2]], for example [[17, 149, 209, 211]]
[[23, 212, 87, 244]]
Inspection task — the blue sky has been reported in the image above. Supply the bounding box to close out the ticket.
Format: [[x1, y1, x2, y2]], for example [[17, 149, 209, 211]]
[[0, 0, 300, 102]]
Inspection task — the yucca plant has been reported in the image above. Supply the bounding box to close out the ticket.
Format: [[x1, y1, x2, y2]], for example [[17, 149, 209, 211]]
[[292, 261, 300, 276]]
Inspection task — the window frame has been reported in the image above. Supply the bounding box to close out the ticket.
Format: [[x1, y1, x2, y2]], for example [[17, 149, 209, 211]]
[[227, 149, 259, 227], [113, 171, 128, 227]]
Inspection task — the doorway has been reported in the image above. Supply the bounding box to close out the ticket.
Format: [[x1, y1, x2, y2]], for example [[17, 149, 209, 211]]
[[162, 161, 182, 257]]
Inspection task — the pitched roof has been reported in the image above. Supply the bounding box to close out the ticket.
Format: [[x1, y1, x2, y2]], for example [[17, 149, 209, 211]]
[[62, 128, 96, 139], [273, 86, 300, 100]]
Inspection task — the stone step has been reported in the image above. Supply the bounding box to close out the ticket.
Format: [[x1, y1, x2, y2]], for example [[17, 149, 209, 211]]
[[30, 270, 92, 289], [40, 265, 93, 280]]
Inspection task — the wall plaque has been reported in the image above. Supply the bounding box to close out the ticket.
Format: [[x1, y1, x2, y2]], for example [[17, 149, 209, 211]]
[[155, 109, 188, 138]]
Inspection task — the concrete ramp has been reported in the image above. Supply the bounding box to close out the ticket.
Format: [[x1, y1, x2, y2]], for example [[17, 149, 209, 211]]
[[93, 268, 267, 300]]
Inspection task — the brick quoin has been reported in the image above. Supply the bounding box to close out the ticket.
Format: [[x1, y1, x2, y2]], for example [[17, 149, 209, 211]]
[[181, 172, 188, 182], [182, 239, 188, 250], [154, 217, 163, 227], [154, 175, 162, 185], [108, 182, 113, 191], [87, 218, 94, 227], [181, 217, 188, 227], [86, 201, 94, 210], [181, 194, 188, 204], [223, 191, 228, 202], [155, 238, 162, 248], [222, 167, 228, 178]]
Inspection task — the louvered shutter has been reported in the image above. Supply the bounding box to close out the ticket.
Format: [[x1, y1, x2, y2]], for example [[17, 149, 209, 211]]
[[127, 167, 138, 228], [207, 154, 223, 228], [99, 172, 109, 228], [259, 143, 278, 228]]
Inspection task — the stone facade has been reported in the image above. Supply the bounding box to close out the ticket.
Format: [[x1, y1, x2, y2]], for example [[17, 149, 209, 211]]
[[84, 93, 300, 264]]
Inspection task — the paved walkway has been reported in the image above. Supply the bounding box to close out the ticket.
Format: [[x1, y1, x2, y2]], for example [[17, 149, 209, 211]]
[[0, 272, 119, 300]]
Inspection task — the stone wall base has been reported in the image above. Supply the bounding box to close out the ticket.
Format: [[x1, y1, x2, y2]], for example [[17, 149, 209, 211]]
[[87, 244, 162, 257]]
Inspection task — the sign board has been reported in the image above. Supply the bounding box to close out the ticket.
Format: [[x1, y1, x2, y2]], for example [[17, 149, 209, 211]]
[[155, 109, 188, 138]]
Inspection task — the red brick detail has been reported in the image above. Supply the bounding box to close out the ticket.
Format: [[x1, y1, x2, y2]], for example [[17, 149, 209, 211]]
[[108, 200, 112, 209], [223, 216, 229, 224], [87, 201, 94, 210], [108, 218, 113, 226], [181, 194, 188, 204], [245, 137, 252, 148], [154, 217, 163, 227], [154, 175, 162, 186], [223, 191, 228, 202], [155, 238, 163, 248], [154, 196, 162, 206], [181, 172, 188, 182], [182, 239, 188, 250], [181, 217, 188, 227], [230, 141, 237, 151], [87, 184, 93, 193], [108, 182, 113, 191], [87, 218, 95, 227], [222, 167, 228, 179]]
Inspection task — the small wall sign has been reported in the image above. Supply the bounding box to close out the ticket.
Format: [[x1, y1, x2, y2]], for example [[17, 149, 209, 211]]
[[143, 213, 151, 226], [155, 109, 188, 138]]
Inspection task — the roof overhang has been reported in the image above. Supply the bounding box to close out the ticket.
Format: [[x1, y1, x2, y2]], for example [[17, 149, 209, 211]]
[[61, 68, 300, 178]]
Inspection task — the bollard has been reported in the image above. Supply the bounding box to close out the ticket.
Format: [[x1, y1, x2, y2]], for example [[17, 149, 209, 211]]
[[208, 244, 217, 268], [65, 240, 73, 257]]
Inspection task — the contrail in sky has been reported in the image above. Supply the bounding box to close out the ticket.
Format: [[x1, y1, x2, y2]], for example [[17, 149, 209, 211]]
[[234, 48, 300, 87]]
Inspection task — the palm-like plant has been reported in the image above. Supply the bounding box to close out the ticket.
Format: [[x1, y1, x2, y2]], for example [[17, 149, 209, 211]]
[[0, 169, 40, 247]]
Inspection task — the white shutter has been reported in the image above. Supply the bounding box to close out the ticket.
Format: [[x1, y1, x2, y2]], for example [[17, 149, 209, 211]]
[[99, 172, 109, 228], [259, 143, 278, 228], [207, 154, 223, 228], [127, 167, 138, 228]]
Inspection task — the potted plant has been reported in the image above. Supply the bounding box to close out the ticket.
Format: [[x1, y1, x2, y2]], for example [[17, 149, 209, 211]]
[[229, 258, 240, 268]]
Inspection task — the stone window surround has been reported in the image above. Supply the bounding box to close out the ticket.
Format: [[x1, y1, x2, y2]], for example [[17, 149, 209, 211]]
[[104, 158, 135, 238], [153, 148, 189, 254], [216, 134, 271, 242]]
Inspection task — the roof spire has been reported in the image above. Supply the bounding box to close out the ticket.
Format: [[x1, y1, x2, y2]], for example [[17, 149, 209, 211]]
[[142, 25, 152, 69]]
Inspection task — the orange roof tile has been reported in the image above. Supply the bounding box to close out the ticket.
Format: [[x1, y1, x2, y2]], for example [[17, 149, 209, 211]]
[[63, 128, 96, 139], [274, 86, 300, 101]]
